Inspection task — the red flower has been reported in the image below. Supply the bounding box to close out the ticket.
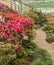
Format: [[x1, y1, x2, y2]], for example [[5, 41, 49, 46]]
[[0, 23, 2, 28], [0, 12, 34, 47], [17, 45, 23, 53], [16, 42, 19, 45], [9, 42, 13, 44]]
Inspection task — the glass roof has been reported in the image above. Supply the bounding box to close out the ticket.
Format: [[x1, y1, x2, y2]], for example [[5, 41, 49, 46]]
[[12, 0, 21, 2], [11, 0, 54, 8], [22, 1, 54, 8]]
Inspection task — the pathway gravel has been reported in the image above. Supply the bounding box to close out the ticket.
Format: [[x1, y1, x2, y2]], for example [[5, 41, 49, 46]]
[[34, 28, 54, 65]]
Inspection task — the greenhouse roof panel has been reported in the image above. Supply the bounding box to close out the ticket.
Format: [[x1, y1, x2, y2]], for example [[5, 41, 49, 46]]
[[22, 2, 54, 8]]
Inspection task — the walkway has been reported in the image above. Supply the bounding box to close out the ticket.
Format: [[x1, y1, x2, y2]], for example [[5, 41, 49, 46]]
[[34, 28, 54, 65]]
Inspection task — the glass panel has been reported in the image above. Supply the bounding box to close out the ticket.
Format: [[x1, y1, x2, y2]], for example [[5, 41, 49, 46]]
[[11, 2, 16, 10], [15, 2, 19, 11]]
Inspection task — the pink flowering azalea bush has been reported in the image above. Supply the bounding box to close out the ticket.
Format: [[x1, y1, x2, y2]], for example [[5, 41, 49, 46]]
[[0, 2, 18, 13], [0, 2, 36, 65], [0, 11, 34, 65], [0, 2, 7, 11], [0, 13, 34, 43]]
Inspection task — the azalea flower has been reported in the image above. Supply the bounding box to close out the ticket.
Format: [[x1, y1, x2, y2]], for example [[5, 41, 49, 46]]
[[1, 32, 9, 39], [0, 23, 2, 27], [0, 12, 34, 48], [17, 45, 23, 52], [0, 2, 6, 10], [16, 42, 19, 45]]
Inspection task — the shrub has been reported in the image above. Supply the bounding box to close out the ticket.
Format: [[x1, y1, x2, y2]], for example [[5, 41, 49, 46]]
[[0, 2, 7, 11], [0, 11, 35, 65], [46, 33, 54, 43], [22, 40, 53, 65], [43, 25, 52, 32], [43, 24, 54, 43], [30, 49, 53, 65], [0, 40, 53, 65], [23, 9, 47, 27]]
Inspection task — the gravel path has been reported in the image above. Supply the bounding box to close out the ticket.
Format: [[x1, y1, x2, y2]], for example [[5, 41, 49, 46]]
[[34, 28, 54, 65]]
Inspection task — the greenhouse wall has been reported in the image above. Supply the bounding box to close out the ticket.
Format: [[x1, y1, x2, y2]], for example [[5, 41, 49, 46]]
[[11, 0, 54, 14]]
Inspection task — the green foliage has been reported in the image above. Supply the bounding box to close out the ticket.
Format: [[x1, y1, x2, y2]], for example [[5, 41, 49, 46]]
[[0, 40, 38, 65], [43, 25, 51, 31], [0, 43, 25, 65], [22, 40, 38, 57], [0, 40, 53, 65], [46, 33, 54, 43], [24, 9, 38, 23], [30, 49, 53, 65], [43, 24, 54, 43], [43, 25, 53, 32], [23, 9, 47, 28], [22, 40, 53, 65], [34, 24, 41, 29], [22, 40, 38, 50], [28, 29, 36, 41], [37, 11, 47, 26]]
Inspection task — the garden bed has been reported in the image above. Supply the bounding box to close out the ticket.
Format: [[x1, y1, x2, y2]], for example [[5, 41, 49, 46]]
[[43, 23, 54, 43], [23, 9, 47, 29], [0, 40, 53, 65], [0, 2, 53, 65]]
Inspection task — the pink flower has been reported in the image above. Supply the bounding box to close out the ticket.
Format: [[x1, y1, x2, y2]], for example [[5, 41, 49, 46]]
[[17, 23, 23, 31], [6, 21, 12, 27], [20, 31, 24, 37], [19, 46, 23, 49], [0, 2, 7, 10], [9, 42, 13, 44], [1, 26, 4, 30], [1, 32, 9, 39], [12, 20, 17, 24], [11, 22, 23, 32], [0, 12, 34, 47], [16, 42, 19, 45], [0, 23, 2, 27], [17, 45, 23, 52], [9, 35, 14, 39]]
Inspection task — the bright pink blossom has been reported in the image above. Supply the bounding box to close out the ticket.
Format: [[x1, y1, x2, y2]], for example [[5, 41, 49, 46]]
[[16, 42, 19, 45], [0, 12, 34, 47]]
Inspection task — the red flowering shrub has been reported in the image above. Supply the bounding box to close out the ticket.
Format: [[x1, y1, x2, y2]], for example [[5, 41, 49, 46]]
[[0, 4, 35, 63], [0, 3, 34, 62], [1, 12, 19, 19], [0, 12, 34, 54]]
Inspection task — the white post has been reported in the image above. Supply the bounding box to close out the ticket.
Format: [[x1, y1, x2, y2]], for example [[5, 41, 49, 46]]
[[11, 1, 16, 10], [15, 2, 19, 11]]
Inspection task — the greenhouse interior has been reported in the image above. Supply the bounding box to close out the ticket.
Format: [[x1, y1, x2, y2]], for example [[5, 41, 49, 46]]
[[0, 0, 54, 65]]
